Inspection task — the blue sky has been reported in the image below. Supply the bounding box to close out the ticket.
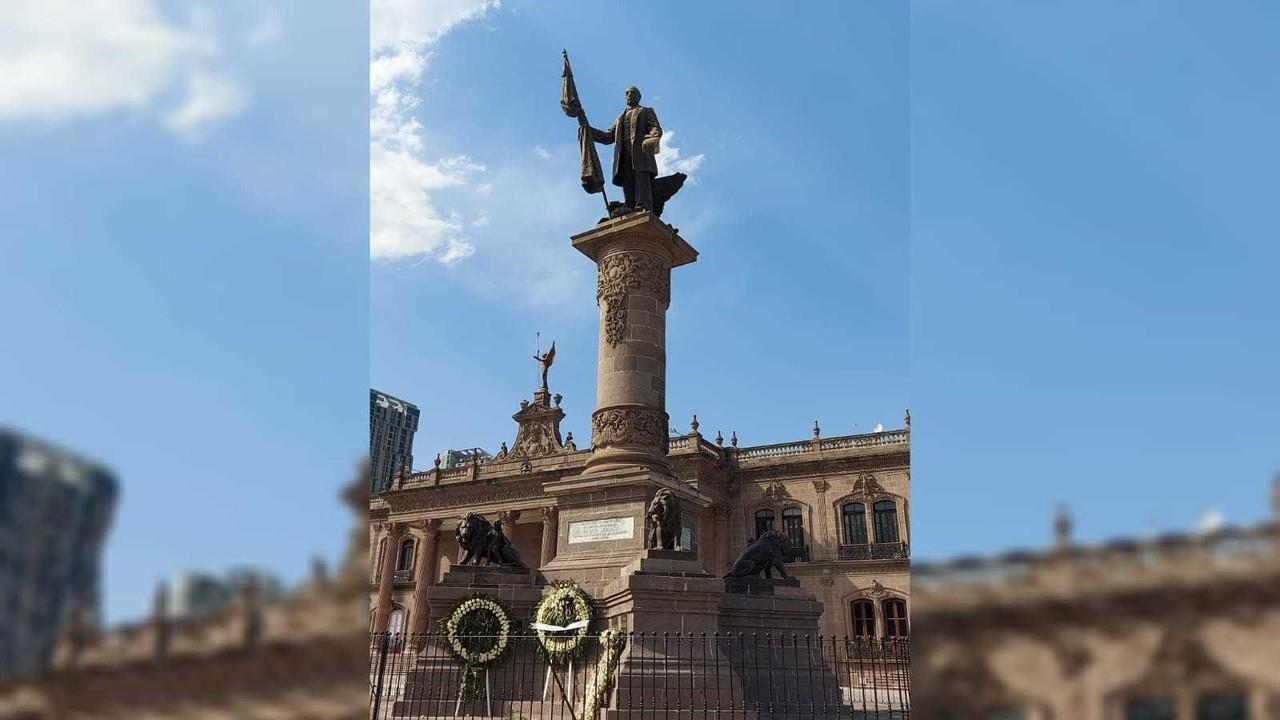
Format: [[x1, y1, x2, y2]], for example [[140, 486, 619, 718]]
[[1, 0, 367, 622], [373, 0, 1278, 562], [911, 1, 1280, 556], [5, 0, 1276, 624], [369, 2, 910, 466]]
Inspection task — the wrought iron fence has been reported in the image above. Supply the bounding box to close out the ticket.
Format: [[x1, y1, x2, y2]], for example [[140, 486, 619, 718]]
[[370, 632, 909, 719]]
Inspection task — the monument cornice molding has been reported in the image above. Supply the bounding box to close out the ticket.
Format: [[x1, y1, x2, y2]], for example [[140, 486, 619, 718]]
[[733, 456, 910, 484], [382, 481, 549, 513]]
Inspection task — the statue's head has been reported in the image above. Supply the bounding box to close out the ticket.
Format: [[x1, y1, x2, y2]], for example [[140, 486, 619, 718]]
[[624, 86, 641, 107]]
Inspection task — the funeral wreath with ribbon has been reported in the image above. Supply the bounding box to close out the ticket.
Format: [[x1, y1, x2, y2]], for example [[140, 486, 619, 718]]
[[531, 580, 593, 667]]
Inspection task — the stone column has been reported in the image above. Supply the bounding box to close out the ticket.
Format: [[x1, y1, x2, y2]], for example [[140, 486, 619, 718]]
[[372, 522, 404, 633], [408, 519, 442, 636], [572, 213, 697, 477], [539, 506, 558, 567]]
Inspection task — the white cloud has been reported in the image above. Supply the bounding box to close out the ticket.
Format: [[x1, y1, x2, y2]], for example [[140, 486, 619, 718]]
[[656, 129, 705, 182], [533, 145, 551, 159], [1195, 508, 1224, 535], [0, 0, 247, 134], [164, 71, 248, 136], [369, 0, 500, 262], [372, 0, 500, 50]]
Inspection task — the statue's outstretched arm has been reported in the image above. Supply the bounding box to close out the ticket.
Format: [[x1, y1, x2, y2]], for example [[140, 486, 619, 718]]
[[589, 121, 615, 144]]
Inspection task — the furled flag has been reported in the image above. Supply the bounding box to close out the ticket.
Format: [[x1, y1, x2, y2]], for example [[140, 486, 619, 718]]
[[561, 51, 606, 195]]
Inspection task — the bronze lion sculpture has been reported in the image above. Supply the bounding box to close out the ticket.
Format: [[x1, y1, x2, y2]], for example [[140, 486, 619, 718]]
[[725, 530, 791, 579], [456, 513, 525, 567], [456, 512, 492, 565], [646, 488, 681, 550]]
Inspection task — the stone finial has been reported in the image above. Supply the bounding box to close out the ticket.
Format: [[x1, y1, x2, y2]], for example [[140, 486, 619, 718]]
[[904, 408, 911, 429], [715, 430, 723, 446], [520, 399, 529, 409], [553, 393, 563, 408], [690, 414, 700, 434], [564, 432, 577, 451], [813, 420, 821, 439], [730, 430, 738, 448], [496, 442, 509, 458], [1054, 505, 1072, 549], [433, 454, 442, 469]]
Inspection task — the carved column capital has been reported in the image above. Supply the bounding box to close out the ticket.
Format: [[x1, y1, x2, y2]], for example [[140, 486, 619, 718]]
[[540, 506, 558, 523], [591, 406, 669, 449]]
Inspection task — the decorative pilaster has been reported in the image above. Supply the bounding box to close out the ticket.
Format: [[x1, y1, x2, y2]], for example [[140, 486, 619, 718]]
[[539, 506, 559, 566], [572, 212, 697, 477], [812, 478, 834, 561], [408, 519, 442, 636], [373, 522, 404, 633]]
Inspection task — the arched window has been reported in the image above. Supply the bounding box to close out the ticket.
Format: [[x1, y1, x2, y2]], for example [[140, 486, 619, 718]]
[[882, 598, 908, 638], [754, 509, 775, 538], [850, 599, 876, 638], [873, 500, 899, 544], [841, 503, 868, 545], [397, 537, 416, 571], [782, 507, 804, 547]]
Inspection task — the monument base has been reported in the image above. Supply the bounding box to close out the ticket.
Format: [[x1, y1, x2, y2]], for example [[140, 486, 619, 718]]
[[718, 580, 846, 717], [426, 563, 542, 622], [396, 564, 544, 717]]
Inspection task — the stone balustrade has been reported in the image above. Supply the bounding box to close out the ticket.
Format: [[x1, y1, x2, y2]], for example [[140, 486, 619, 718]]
[[913, 522, 1280, 600]]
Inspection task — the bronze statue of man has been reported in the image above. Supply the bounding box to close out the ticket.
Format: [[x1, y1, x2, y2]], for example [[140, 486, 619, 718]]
[[586, 86, 662, 213]]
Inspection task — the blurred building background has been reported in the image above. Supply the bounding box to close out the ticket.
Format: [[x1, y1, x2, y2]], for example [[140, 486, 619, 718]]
[[369, 389, 420, 494], [435, 447, 492, 470], [912, 479, 1280, 720], [165, 568, 286, 620], [0, 467, 369, 719], [0, 428, 117, 680]]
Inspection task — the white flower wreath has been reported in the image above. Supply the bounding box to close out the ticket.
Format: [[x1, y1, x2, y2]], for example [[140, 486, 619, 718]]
[[532, 580, 593, 666], [441, 593, 514, 699]]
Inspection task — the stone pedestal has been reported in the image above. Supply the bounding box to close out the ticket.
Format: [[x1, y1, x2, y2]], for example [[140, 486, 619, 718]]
[[540, 468, 714, 597], [595, 549, 749, 717], [425, 564, 542, 623], [718, 578, 846, 718], [572, 211, 697, 478], [396, 564, 544, 717]]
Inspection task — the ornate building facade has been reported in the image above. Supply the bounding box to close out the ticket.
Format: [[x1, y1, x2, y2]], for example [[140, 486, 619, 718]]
[[368, 384, 910, 641], [912, 484, 1280, 720]]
